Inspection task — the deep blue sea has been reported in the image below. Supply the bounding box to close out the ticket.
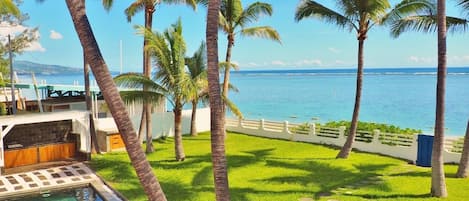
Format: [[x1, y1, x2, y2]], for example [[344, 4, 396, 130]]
[[17, 67, 469, 136]]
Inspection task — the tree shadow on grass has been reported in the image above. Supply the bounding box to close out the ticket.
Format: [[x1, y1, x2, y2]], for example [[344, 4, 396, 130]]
[[263, 159, 396, 200]]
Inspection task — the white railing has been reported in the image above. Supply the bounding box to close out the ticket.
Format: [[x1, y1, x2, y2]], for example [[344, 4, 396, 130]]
[[226, 118, 462, 164]]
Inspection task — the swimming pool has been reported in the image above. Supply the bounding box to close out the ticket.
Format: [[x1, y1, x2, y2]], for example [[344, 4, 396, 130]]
[[5, 185, 103, 201]]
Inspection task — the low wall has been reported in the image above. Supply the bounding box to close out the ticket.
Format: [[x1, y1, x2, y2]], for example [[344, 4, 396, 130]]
[[95, 107, 211, 139], [226, 118, 463, 164]]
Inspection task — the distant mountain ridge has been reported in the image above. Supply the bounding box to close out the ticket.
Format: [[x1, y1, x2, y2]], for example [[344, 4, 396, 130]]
[[13, 60, 82, 75]]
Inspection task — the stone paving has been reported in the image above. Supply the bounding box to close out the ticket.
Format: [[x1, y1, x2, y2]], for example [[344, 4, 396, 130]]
[[0, 162, 123, 200]]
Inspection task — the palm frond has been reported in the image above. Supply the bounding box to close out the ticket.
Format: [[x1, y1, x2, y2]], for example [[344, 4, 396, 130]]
[[459, 0, 469, 16], [240, 26, 281, 43], [236, 2, 273, 27], [390, 15, 468, 37], [161, 0, 197, 10], [219, 62, 239, 71], [125, 0, 145, 22], [0, 0, 20, 17], [114, 72, 168, 94], [119, 90, 165, 105], [228, 83, 239, 93], [383, 0, 435, 25], [295, 0, 353, 31], [102, 0, 114, 11], [222, 0, 243, 27], [223, 94, 243, 119]]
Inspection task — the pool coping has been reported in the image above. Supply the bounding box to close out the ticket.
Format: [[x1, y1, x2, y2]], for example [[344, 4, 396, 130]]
[[0, 162, 125, 201]]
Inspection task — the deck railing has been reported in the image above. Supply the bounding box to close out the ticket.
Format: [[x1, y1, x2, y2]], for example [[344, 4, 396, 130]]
[[226, 118, 462, 163]]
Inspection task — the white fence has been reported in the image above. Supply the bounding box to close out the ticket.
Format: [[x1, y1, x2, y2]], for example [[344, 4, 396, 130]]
[[226, 118, 463, 164]]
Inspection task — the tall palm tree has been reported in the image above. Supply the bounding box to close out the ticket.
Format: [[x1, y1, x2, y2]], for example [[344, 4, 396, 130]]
[[295, 0, 433, 159], [207, 0, 230, 200], [457, 120, 469, 178], [65, 0, 167, 200], [431, 0, 448, 197], [102, 0, 197, 153], [186, 41, 208, 137], [219, 0, 280, 112], [142, 19, 191, 161]]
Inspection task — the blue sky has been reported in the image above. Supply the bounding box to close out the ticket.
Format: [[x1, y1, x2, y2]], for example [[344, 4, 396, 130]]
[[8, 0, 469, 72]]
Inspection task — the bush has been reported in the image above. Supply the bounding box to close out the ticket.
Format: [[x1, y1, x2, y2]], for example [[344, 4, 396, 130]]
[[321, 120, 421, 135], [0, 102, 7, 116]]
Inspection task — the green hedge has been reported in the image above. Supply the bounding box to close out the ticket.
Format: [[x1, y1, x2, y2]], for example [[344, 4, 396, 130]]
[[321, 120, 421, 135]]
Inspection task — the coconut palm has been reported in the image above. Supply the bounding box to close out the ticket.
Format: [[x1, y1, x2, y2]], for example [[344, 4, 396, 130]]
[[219, 0, 280, 110], [295, 0, 433, 159], [65, 0, 167, 200], [139, 19, 192, 161], [206, 0, 231, 199], [457, 120, 469, 178], [186, 41, 208, 136], [102, 0, 197, 153]]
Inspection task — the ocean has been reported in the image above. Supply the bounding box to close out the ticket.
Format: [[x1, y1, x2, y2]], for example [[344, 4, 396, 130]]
[[17, 67, 469, 136]]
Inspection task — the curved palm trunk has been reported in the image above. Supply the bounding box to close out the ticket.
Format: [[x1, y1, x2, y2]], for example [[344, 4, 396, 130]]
[[431, 0, 448, 197], [144, 7, 155, 153], [207, 0, 231, 200], [174, 103, 185, 161], [337, 37, 365, 159], [84, 50, 100, 154], [222, 34, 234, 99], [190, 99, 198, 136], [66, 1, 167, 200], [456, 120, 469, 178]]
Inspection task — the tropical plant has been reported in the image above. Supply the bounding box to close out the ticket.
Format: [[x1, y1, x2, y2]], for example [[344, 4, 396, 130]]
[[142, 19, 192, 161], [65, 0, 167, 200], [295, 0, 433, 159], [0, 0, 19, 16], [102, 0, 197, 153], [457, 120, 469, 178], [186, 41, 208, 136], [322, 120, 422, 134], [207, 0, 231, 199]]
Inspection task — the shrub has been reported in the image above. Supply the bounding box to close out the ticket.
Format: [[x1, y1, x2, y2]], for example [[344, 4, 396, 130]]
[[0, 102, 7, 116], [321, 120, 421, 135]]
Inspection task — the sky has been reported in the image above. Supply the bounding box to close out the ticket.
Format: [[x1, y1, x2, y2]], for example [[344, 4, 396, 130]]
[[2, 0, 469, 72]]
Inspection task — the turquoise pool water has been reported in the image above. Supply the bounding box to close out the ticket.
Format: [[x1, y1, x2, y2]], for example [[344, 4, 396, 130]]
[[9, 186, 103, 201]]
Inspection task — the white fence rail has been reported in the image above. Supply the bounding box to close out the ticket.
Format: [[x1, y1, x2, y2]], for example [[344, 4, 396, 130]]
[[226, 118, 463, 164]]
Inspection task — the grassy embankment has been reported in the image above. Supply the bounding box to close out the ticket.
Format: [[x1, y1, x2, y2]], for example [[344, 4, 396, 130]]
[[91, 132, 467, 201]]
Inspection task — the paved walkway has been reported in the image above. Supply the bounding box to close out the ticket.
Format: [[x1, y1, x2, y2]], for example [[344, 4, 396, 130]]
[[0, 162, 123, 200]]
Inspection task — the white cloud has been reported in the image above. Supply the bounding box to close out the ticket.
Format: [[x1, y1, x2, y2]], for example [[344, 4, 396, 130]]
[[271, 60, 287, 66], [295, 59, 322, 66], [328, 47, 340, 53], [49, 30, 63, 40], [0, 22, 45, 52], [409, 56, 435, 64]]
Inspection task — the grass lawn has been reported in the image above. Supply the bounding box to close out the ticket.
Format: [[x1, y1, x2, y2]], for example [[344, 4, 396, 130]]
[[90, 132, 469, 201]]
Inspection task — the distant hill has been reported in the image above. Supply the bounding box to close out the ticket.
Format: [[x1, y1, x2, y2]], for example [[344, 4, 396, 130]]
[[13, 60, 82, 75]]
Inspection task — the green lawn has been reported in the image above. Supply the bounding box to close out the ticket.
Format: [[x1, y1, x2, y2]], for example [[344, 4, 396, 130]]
[[90, 132, 469, 201]]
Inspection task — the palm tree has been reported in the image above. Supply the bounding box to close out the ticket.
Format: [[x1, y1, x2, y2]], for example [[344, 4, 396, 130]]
[[186, 41, 208, 137], [102, 0, 197, 153], [295, 0, 433, 159], [65, 0, 167, 200], [219, 0, 280, 111], [206, 0, 230, 199], [457, 120, 469, 178], [431, 0, 448, 197], [141, 19, 191, 161]]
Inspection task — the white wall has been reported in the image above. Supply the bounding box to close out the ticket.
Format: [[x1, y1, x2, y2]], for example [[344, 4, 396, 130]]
[[95, 107, 211, 139]]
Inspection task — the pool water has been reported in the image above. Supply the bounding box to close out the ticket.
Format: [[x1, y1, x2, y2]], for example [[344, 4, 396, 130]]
[[8, 186, 103, 201]]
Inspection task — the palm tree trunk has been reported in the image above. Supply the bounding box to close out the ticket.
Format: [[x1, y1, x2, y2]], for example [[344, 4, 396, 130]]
[[190, 99, 198, 136], [456, 120, 469, 178], [431, 0, 448, 197], [143, 7, 155, 153], [222, 34, 234, 99], [66, 1, 167, 200], [174, 104, 185, 161], [84, 50, 100, 154], [207, 0, 230, 200], [138, 111, 146, 142], [337, 37, 365, 159]]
